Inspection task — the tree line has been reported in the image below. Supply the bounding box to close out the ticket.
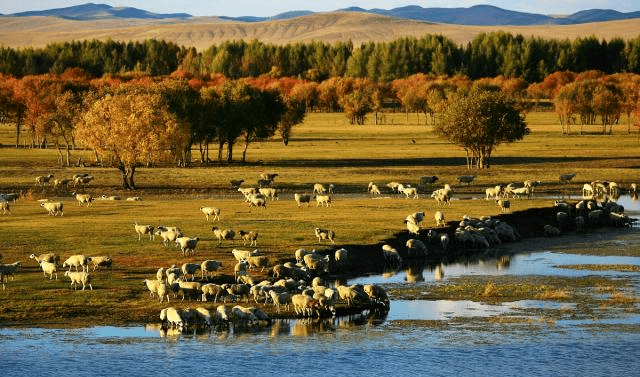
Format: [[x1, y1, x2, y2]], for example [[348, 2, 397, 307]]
[[2, 32, 640, 82]]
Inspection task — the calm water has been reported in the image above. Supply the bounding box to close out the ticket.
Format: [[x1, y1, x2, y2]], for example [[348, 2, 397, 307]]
[[2, 195, 639, 376]]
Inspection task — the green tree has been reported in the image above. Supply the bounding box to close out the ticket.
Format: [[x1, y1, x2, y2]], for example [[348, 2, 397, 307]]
[[437, 89, 529, 169]]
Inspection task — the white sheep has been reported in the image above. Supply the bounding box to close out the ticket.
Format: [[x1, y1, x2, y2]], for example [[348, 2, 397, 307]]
[[211, 227, 235, 245], [181, 262, 201, 281], [201, 283, 227, 302], [73, 175, 94, 188], [247, 194, 267, 208], [231, 248, 260, 262], [406, 239, 428, 258], [35, 174, 54, 187], [40, 201, 64, 216], [404, 220, 420, 236], [89, 256, 112, 271], [133, 222, 154, 241], [62, 255, 91, 272], [386, 181, 401, 193], [382, 244, 402, 266], [485, 185, 503, 200], [30, 253, 60, 264], [39, 261, 58, 280], [126, 196, 142, 201], [510, 186, 532, 199], [496, 199, 510, 212], [0, 200, 11, 215], [399, 186, 419, 199], [175, 280, 202, 301], [258, 187, 278, 201], [238, 187, 258, 201], [246, 255, 269, 272], [200, 206, 221, 222], [314, 227, 335, 244], [155, 227, 183, 246], [368, 182, 381, 195], [144, 278, 163, 299], [631, 183, 638, 193], [234, 260, 249, 281], [238, 230, 258, 246], [294, 193, 312, 207], [334, 248, 348, 266], [160, 307, 185, 329], [65, 271, 93, 290], [0, 261, 21, 289], [199, 260, 221, 279], [270, 290, 292, 313], [314, 194, 332, 207], [72, 192, 93, 207], [175, 237, 199, 256], [313, 183, 326, 194], [435, 211, 446, 227]]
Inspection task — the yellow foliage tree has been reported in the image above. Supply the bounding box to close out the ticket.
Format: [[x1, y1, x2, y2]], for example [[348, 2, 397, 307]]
[[75, 92, 187, 190]]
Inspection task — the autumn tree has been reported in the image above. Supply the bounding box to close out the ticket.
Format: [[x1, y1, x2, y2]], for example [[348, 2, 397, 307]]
[[437, 89, 529, 169], [76, 92, 188, 190]]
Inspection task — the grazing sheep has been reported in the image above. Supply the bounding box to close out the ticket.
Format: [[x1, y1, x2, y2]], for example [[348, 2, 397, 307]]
[[39, 261, 58, 280], [238, 187, 258, 201], [234, 260, 249, 281], [314, 194, 332, 207], [559, 173, 576, 183], [231, 305, 259, 325], [257, 178, 274, 188], [65, 271, 93, 290], [431, 185, 452, 206], [29, 253, 60, 264], [419, 176, 439, 186], [201, 283, 227, 302], [364, 284, 390, 308], [89, 256, 112, 271], [334, 248, 349, 266], [40, 201, 64, 216], [35, 174, 54, 187], [232, 248, 260, 262], [404, 220, 420, 236], [133, 223, 155, 241], [386, 181, 402, 193], [368, 182, 381, 195], [258, 187, 278, 201], [155, 227, 183, 246], [435, 211, 446, 227], [73, 175, 94, 188], [399, 186, 419, 199], [200, 206, 221, 222], [126, 196, 142, 201], [211, 227, 235, 246], [0, 200, 11, 215], [382, 244, 402, 266], [201, 260, 222, 279], [247, 255, 269, 272], [160, 307, 186, 329], [630, 183, 638, 193], [406, 239, 428, 258], [181, 263, 201, 281], [144, 278, 163, 299], [225, 283, 251, 303], [496, 199, 511, 212], [175, 280, 202, 301], [291, 294, 320, 317], [313, 183, 326, 194], [543, 224, 561, 237], [314, 227, 335, 244], [485, 185, 503, 200], [270, 290, 292, 313], [260, 173, 279, 181], [229, 179, 245, 187], [239, 230, 259, 246], [457, 175, 475, 185], [582, 183, 594, 197], [440, 233, 450, 250], [303, 253, 330, 274], [194, 307, 214, 327], [247, 194, 267, 208], [175, 237, 199, 256], [575, 216, 585, 233], [405, 212, 425, 226], [510, 186, 532, 199], [294, 193, 312, 207], [0, 261, 21, 289], [62, 255, 91, 272]]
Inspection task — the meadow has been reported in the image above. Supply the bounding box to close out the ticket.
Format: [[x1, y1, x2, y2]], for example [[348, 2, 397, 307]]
[[0, 110, 638, 326]]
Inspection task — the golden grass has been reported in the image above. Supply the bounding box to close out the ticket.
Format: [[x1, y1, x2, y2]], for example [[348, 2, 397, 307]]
[[0, 110, 638, 325], [1, 13, 640, 51]]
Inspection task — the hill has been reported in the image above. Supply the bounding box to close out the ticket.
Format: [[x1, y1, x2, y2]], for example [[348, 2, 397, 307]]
[[12, 2, 190, 20], [0, 12, 639, 51]]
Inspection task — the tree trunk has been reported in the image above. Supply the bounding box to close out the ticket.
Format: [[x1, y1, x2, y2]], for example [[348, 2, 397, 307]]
[[227, 141, 234, 163], [15, 118, 20, 148], [118, 164, 136, 190], [218, 141, 224, 162]]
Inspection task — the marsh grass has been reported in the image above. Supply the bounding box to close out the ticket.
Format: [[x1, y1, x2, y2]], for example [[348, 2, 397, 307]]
[[0, 111, 639, 325]]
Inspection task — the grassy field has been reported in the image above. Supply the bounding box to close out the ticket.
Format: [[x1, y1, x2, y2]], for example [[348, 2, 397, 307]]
[[0, 110, 638, 326]]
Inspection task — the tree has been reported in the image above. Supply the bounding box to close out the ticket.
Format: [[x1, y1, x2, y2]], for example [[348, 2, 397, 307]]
[[76, 93, 187, 190], [437, 89, 529, 169]]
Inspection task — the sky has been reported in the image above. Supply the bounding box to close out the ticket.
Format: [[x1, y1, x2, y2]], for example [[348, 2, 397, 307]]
[[1, 0, 638, 18]]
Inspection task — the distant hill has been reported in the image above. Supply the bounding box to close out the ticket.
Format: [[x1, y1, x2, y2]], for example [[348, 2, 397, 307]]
[[4, 3, 640, 25], [11, 3, 191, 20]]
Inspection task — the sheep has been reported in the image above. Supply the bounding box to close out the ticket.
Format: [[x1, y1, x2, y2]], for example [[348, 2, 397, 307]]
[[89, 256, 112, 271], [294, 193, 312, 207], [65, 271, 92, 290], [231, 305, 259, 325], [257, 178, 274, 188], [543, 224, 562, 237], [155, 227, 183, 246], [399, 186, 419, 199], [404, 220, 420, 236], [229, 179, 245, 187], [314, 194, 332, 207], [29, 253, 60, 265], [270, 291, 292, 313], [160, 307, 185, 329], [200, 206, 221, 222], [156, 267, 166, 282], [304, 253, 330, 274], [588, 210, 604, 227], [201, 260, 222, 279], [435, 211, 446, 227], [382, 244, 402, 266], [364, 284, 389, 308], [457, 175, 475, 185], [260, 173, 279, 181], [238, 230, 258, 246], [559, 173, 576, 183], [314, 227, 335, 244], [334, 248, 348, 266], [234, 260, 249, 281], [440, 233, 450, 250], [582, 183, 594, 197], [73, 175, 94, 188], [0, 200, 11, 215], [0, 261, 21, 289], [631, 183, 638, 193], [247, 194, 267, 208], [126, 196, 142, 201], [431, 187, 452, 206], [62, 255, 91, 272], [133, 223, 155, 241], [211, 227, 235, 246], [406, 239, 428, 258], [496, 199, 510, 212], [485, 185, 503, 200], [40, 201, 64, 216], [313, 183, 326, 194], [225, 283, 251, 303], [144, 278, 163, 299], [39, 261, 58, 280], [419, 175, 439, 186], [216, 305, 232, 324], [181, 263, 201, 281], [405, 212, 425, 226], [258, 187, 278, 201], [386, 181, 402, 193], [291, 294, 320, 317], [175, 237, 199, 256], [510, 186, 532, 199], [238, 187, 258, 201], [175, 280, 202, 301], [71, 192, 93, 207], [201, 283, 227, 302], [336, 284, 369, 307], [35, 174, 54, 187], [367, 182, 381, 195], [247, 255, 269, 272], [231, 248, 260, 262]]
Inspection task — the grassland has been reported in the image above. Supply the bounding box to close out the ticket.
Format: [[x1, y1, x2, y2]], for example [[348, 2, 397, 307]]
[[1, 13, 640, 50], [0, 110, 639, 327]]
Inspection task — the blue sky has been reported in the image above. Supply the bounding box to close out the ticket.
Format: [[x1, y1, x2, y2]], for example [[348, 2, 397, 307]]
[[1, 0, 638, 17]]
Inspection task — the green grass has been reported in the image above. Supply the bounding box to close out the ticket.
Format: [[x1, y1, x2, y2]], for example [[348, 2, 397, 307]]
[[0, 110, 639, 326]]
